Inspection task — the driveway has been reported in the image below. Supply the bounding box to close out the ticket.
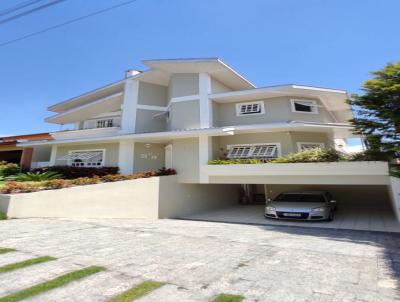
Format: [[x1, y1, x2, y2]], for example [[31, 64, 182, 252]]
[[0, 218, 399, 301]]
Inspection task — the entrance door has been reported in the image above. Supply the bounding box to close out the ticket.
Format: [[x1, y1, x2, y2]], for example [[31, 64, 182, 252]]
[[165, 145, 173, 169]]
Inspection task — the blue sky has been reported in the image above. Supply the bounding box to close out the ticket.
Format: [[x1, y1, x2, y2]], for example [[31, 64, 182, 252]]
[[0, 0, 399, 141]]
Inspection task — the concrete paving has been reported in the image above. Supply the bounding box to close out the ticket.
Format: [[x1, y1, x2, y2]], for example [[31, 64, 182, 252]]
[[182, 205, 400, 233], [0, 218, 399, 301]]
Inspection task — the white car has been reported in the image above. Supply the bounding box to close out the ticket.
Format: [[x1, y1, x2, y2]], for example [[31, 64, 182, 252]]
[[265, 191, 337, 221]]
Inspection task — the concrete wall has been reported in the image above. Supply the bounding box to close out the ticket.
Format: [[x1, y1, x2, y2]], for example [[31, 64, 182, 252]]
[[135, 109, 166, 133], [389, 177, 400, 221], [169, 100, 200, 130], [213, 97, 335, 127], [0, 176, 239, 219], [31, 146, 52, 162], [138, 82, 168, 106], [168, 73, 199, 98], [56, 143, 119, 167], [134, 142, 165, 173], [158, 176, 239, 218], [0, 177, 160, 219], [171, 138, 199, 183]]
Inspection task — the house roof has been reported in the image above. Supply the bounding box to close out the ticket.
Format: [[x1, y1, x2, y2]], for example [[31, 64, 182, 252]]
[[0, 132, 52, 147]]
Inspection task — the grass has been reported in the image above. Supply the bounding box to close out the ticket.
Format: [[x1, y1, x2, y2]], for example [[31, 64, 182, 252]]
[[0, 256, 56, 273], [108, 281, 164, 302], [0, 212, 7, 220], [0, 181, 4, 187], [0, 265, 105, 302], [0, 248, 15, 254], [213, 294, 245, 302]]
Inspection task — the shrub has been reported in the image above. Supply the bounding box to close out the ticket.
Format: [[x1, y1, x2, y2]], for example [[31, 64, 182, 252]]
[[390, 167, 400, 178], [347, 150, 391, 161], [0, 161, 20, 177], [7, 171, 63, 182], [31, 166, 119, 179], [0, 181, 40, 194], [208, 159, 264, 165], [0, 211, 6, 220], [270, 148, 343, 163], [70, 176, 101, 186], [42, 179, 72, 189], [101, 174, 130, 182], [155, 167, 177, 176]]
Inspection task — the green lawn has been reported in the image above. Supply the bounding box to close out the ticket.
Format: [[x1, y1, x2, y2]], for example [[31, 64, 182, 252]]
[[0, 266, 105, 302], [213, 294, 245, 302], [108, 281, 164, 302], [0, 248, 16, 254], [0, 256, 56, 273]]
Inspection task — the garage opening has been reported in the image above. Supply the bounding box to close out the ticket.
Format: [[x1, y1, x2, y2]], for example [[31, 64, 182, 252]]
[[0, 150, 22, 164], [183, 184, 400, 233]]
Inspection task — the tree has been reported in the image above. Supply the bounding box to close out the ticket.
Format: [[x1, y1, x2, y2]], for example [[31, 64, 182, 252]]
[[348, 61, 400, 154]]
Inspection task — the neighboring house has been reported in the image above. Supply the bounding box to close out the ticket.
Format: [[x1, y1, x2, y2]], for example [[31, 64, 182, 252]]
[[0, 133, 52, 169], [17, 58, 399, 221]]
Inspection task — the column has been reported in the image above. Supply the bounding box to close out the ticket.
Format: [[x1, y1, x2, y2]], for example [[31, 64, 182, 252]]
[[121, 78, 139, 133], [199, 73, 212, 128], [199, 136, 212, 183], [49, 145, 58, 166], [20, 148, 33, 170]]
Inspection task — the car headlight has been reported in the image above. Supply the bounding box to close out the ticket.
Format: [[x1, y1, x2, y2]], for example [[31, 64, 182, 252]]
[[312, 207, 326, 212], [266, 206, 276, 211]]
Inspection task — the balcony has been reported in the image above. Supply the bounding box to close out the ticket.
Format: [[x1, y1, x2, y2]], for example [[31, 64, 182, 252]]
[[51, 127, 121, 141]]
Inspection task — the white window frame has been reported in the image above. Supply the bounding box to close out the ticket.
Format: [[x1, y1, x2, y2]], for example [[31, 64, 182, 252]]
[[67, 149, 106, 168], [227, 143, 281, 159], [290, 99, 319, 114], [297, 142, 325, 152], [236, 101, 265, 116]]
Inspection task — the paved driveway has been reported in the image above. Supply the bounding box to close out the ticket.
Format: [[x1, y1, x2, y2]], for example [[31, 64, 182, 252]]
[[0, 218, 399, 301]]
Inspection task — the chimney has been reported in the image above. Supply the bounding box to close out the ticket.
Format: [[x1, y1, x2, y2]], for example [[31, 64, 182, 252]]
[[125, 69, 142, 78]]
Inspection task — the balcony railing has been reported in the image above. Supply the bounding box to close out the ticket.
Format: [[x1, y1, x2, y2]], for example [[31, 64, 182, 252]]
[[51, 127, 121, 140]]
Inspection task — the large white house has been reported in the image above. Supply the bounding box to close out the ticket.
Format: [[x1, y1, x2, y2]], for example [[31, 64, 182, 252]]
[[18, 58, 400, 227]]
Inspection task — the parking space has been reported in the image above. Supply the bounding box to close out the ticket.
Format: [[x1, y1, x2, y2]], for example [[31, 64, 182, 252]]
[[182, 184, 400, 233]]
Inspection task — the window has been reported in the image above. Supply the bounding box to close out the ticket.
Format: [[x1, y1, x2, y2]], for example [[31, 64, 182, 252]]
[[96, 119, 114, 128], [58, 150, 105, 167], [227, 144, 279, 159], [297, 142, 325, 152], [236, 101, 265, 116], [291, 99, 318, 114]]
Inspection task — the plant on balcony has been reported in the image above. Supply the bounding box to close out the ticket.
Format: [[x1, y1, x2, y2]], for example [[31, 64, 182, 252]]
[[270, 148, 343, 163], [208, 159, 264, 165], [7, 171, 63, 182], [31, 166, 119, 179]]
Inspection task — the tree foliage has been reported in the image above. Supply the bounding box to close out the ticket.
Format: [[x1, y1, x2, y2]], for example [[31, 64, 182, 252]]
[[348, 61, 400, 152]]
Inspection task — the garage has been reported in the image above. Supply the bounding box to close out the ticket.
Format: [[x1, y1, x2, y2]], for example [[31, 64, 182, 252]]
[[182, 183, 400, 233]]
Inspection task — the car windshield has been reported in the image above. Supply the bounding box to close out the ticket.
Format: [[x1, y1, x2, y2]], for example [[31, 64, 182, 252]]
[[274, 193, 325, 203]]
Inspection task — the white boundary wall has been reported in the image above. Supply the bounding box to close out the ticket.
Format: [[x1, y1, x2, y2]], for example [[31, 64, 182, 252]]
[[389, 177, 400, 222], [0, 176, 239, 219]]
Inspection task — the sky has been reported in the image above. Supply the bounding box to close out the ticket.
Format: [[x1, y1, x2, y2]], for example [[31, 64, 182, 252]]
[[0, 0, 399, 147]]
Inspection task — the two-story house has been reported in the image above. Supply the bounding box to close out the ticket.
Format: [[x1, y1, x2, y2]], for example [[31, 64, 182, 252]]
[[20, 58, 399, 225]]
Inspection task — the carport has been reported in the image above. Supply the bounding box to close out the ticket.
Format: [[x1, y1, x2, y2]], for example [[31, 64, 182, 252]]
[[183, 184, 400, 233], [185, 162, 400, 232]]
